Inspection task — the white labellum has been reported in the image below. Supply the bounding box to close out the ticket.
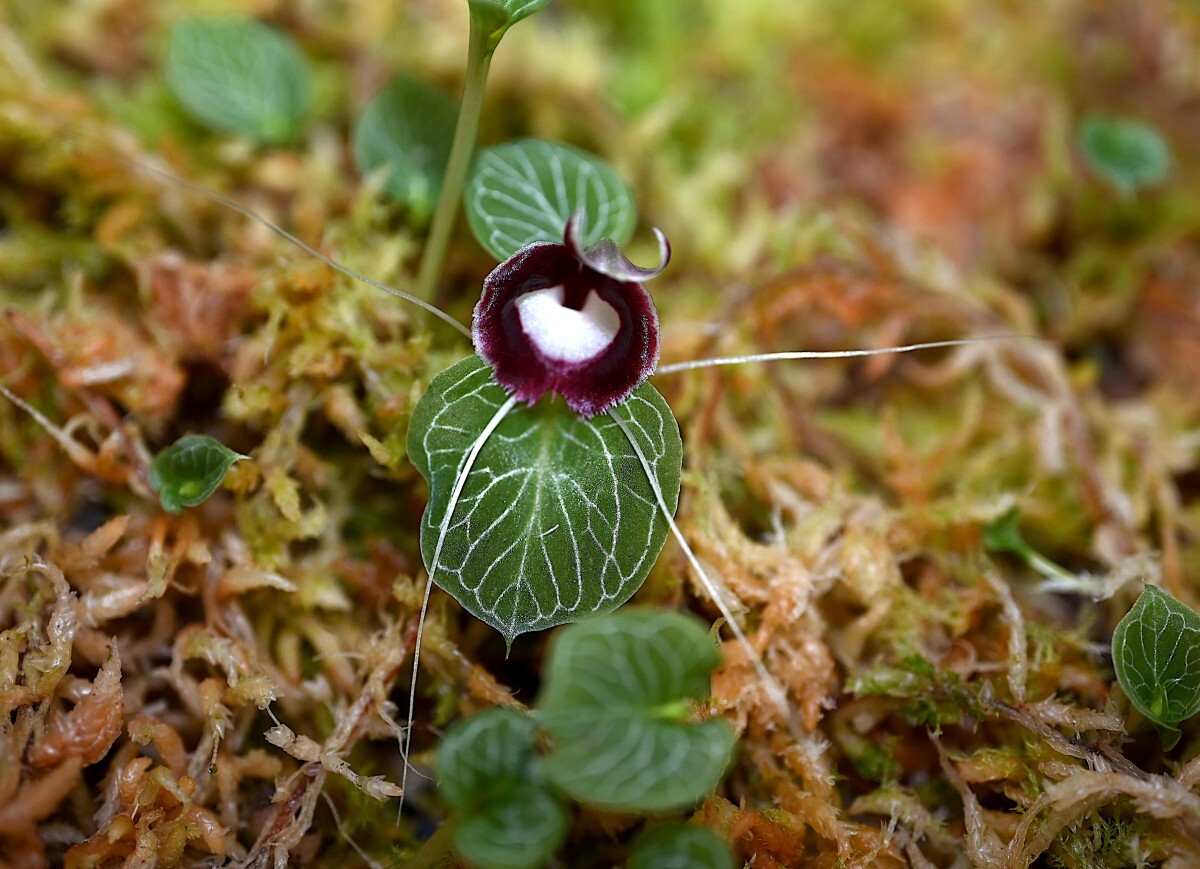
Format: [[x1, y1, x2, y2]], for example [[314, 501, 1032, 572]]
[[515, 286, 620, 364]]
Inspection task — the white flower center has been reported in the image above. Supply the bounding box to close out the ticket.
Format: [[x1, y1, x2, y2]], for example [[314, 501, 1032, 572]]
[[514, 285, 620, 364]]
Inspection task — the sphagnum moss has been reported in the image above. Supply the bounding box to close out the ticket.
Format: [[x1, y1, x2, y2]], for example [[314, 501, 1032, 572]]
[[2, 1, 1200, 867]]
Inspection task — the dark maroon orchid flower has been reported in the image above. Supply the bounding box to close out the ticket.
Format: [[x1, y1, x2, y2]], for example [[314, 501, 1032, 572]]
[[472, 216, 670, 418]]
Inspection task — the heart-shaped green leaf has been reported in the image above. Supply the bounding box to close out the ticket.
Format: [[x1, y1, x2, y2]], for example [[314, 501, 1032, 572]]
[[537, 609, 735, 811], [464, 139, 637, 261], [407, 356, 681, 645], [437, 708, 539, 811], [436, 709, 567, 869], [165, 17, 312, 145], [453, 783, 567, 869], [150, 435, 245, 514], [352, 74, 457, 223], [1112, 585, 1200, 738], [467, 0, 550, 55], [629, 822, 735, 869], [1078, 114, 1171, 195]]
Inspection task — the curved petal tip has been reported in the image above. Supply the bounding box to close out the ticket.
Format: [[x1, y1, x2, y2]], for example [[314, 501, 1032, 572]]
[[564, 211, 671, 282]]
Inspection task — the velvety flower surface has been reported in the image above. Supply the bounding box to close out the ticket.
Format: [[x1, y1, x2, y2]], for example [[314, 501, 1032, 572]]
[[472, 217, 670, 417]]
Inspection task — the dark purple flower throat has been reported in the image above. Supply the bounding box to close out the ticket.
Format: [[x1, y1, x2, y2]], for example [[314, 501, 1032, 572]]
[[472, 217, 670, 418]]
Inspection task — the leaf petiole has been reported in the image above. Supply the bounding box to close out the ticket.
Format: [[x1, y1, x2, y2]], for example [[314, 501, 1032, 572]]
[[647, 699, 692, 722], [982, 507, 1075, 583], [1022, 549, 1077, 584]]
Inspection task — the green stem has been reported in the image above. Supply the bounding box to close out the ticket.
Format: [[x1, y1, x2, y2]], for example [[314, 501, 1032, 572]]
[[647, 699, 691, 721], [415, 22, 493, 304], [1024, 549, 1076, 583]]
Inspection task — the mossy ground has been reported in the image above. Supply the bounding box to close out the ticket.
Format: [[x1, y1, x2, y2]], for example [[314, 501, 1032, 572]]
[[2, 1, 1199, 866]]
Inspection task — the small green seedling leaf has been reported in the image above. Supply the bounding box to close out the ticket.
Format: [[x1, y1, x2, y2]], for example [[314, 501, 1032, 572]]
[[628, 822, 736, 869], [982, 507, 1025, 554], [408, 356, 682, 645], [1078, 114, 1171, 195], [437, 708, 539, 811], [1112, 585, 1200, 749], [537, 609, 735, 812], [454, 784, 567, 869], [467, 0, 550, 55], [149, 434, 245, 514], [982, 508, 1074, 582], [465, 139, 637, 261], [165, 17, 312, 145], [436, 709, 567, 869], [352, 74, 457, 223]]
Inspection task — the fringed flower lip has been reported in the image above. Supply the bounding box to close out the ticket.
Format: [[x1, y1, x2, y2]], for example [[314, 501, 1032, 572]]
[[472, 214, 671, 418]]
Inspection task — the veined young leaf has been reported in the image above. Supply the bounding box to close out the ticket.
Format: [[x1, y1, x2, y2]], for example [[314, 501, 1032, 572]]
[[437, 708, 539, 811], [1078, 114, 1171, 195], [629, 823, 736, 869], [1112, 585, 1200, 743], [407, 356, 682, 645], [468, 0, 550, 55], [436, 709, 567, 869], [166, 17, 311, 145], [454, 783, 567, 869], [465, 139, 637, 261], [352, 74, 457, 223], [149, 434, 245, 513], [537, 609, 735, 812]]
